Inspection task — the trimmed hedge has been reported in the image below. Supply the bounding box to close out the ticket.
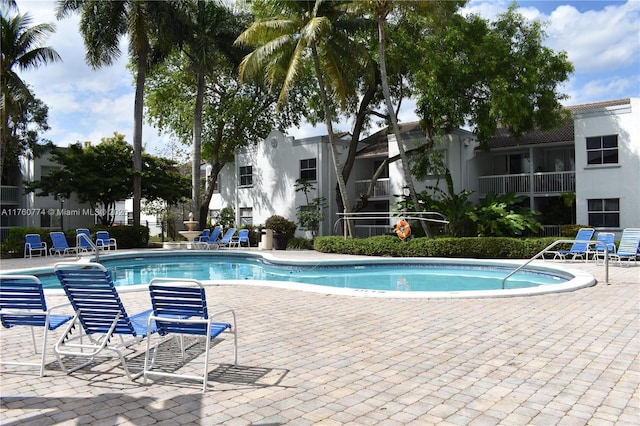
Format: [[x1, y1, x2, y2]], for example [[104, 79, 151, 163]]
[[313, 235, 560, 259]]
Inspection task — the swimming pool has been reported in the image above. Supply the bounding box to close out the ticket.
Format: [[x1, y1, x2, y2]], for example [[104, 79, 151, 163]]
[[10, 251, 595, 298]]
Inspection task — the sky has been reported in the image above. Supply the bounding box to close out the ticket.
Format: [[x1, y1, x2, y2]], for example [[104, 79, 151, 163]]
[[12, 0, 640, 156]]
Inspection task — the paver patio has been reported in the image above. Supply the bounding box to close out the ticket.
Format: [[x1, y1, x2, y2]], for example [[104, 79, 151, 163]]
[[1, 251, 638, 425]]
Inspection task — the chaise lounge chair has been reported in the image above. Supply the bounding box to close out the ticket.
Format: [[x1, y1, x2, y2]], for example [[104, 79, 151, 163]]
[[76, 228, 93, 252], [193, 226, 222, 250], [217, 228, 238, 249], [230, 229, 250, 248], [546, 228, 595, 261], [53, 262, 156, 379], [143, 278, 237, 392], [49, 231, 79, 257], [610, 228, 640, 266], [24, 234, 47, 258], [96, 230, 117, 251], [588, 232, 616, 264], [0, 275, 73, 376]]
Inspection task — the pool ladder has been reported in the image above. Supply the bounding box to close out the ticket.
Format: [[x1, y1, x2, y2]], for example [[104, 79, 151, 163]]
[[501, 239, 609, 289]]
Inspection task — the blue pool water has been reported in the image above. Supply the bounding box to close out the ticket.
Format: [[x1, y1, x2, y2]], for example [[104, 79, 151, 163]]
[[32, 252, 572, 292]]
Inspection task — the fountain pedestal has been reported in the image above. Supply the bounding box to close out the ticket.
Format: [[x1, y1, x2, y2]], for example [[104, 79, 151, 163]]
[[178, 212, 201, 249]]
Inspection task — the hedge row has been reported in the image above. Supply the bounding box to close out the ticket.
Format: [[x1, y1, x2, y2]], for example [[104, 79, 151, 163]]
[[313, 235, 561, 259]]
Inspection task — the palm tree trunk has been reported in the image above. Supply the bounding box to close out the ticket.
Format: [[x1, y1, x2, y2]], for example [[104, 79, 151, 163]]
[[132, 47, 148, 228], [311, 45, 354, 238], [377, 15, 431, 238], [193, 70, 204, 225]]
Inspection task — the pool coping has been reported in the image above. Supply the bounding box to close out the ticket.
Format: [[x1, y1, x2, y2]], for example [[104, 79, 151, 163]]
[[2, 250, 596, 299]]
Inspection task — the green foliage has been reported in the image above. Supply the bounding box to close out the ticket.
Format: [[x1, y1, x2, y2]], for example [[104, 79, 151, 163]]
[[93, 225, 150, 249], [288, 237, 314, 250], [314, 235, 559, 259], [1, 227, 46, 256], [412, 4, 573, 144], [294, 179, 328, 238], [213, 206, 236, 229], [265, 215, 297, 238], [560, 224, 592, 237], [469, 193, 543, 237]]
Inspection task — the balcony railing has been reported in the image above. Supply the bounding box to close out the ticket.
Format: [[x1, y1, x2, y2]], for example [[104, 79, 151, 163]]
[[478, 171, 575, 196], [0, 185, 19, 204], [354, 178, 390, 198]]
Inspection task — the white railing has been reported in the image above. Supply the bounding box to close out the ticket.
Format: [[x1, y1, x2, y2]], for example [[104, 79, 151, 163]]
[[354, 178, 390, 198], [478, 171, 575, 195]]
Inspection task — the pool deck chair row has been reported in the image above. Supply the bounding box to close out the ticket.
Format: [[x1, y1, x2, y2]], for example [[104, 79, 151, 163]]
[[143, 278, 237, 392], [610, 228, 640, 266], [0, 275, 73, 376]]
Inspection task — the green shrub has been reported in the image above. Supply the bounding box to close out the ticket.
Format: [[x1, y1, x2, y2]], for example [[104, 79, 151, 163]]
[[1, 227, 49, 257], [93, 225, 149, 248], [315, 235, 562, 259], [288, 237, 313, 250]]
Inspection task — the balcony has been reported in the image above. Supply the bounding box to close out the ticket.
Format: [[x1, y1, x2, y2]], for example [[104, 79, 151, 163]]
[[0, 185, 19, 205], [478, 171, 575, 196], [354, 178, 390, 199]]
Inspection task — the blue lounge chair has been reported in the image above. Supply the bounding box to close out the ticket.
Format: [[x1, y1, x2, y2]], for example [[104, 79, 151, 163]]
[[610, 228, 640, 266], [24, 234, 47, 258], [588, 232, 616, 264], [143, 278, 237, 392], [0, 275, 73, 376], [76, 228, 93, 252], [194, 229, 211, 243], [96, 230, 117, 250], [193, 226, 222, 250], [230, 229, 250, 248], [53, 262, 156, 379], [546, 228, 595, 261], [217, 228, 237, 249], [49, 231, 79, 257]]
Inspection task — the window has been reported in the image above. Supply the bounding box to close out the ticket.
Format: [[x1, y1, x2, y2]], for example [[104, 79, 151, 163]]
[[239, 208, 253, 226], [588, 198, 619, 227], [300, 158, 317, 181], [586, 135, 618, 165], [239, 166, 253, 186]]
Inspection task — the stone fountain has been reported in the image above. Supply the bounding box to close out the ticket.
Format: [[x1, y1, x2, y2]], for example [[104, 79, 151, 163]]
[[178, 212, 201, 249]]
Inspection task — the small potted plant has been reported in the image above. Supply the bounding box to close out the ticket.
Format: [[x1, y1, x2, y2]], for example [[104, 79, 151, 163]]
[[265, 215, 297, 250]]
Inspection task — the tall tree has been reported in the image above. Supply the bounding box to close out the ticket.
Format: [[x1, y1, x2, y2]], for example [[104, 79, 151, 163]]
[[1, 8, 60, 181], [56, 0, 180, 227], [236, 0, 364, 237], [176, 0, 245, 226]]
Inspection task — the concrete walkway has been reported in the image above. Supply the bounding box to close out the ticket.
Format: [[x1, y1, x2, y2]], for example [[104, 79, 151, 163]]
[[1, 250, 638, 425]]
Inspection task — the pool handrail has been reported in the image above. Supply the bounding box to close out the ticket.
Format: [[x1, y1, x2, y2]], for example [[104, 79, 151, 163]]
[[76, 233, 99, 262], [333, 211, 449, 234], [502, 239, 609, 288]]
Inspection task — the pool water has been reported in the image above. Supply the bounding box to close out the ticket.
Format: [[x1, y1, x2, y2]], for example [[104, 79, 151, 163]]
[[36, 254, 569, 292]]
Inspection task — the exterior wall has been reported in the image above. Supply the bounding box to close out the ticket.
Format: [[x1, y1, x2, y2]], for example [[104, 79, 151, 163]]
[[574, 98, 640, 231], [207, 130, 349, 237]]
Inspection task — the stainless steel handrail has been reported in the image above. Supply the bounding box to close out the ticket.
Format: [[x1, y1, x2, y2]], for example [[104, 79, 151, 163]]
[[76, 233, 100, 262], [501, 239, 609, 288]]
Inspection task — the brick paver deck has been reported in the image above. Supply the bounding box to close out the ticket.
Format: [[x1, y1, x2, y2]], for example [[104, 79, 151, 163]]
[[1, 251, 638, 425]]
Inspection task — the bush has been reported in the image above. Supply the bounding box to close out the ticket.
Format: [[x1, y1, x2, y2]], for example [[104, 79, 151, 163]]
[[264, 215, 297, 238], [314, 235, 560, 259], [1, 227, 49, 257], [288, 237, 314, 250]]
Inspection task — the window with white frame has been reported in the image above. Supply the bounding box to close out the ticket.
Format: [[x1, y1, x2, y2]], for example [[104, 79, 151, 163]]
[[239, 166, 253, 186], [586, 135, 618, 165], [300, 158, 317, 181], [587, 198, 619, 228], [239, 207, 253, 226]]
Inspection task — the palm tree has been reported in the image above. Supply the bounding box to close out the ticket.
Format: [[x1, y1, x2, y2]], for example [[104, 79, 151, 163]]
[[236, 0, 361, 237], [1, 8, 61, 181], [179, 0, 243, 227], [56, 0, 178, 227]]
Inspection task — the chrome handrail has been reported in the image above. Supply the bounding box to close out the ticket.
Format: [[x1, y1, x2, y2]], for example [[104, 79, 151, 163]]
[[501, 239, 608, 288], [76, 233, 100, 262], [333, 211, 449, 234]]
